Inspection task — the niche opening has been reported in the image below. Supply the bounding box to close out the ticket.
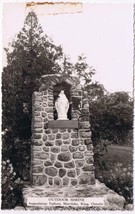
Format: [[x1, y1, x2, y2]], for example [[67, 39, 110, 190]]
[[53, 82, 72, 120]]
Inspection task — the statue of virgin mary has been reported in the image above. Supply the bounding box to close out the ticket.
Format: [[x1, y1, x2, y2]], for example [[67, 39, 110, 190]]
[[55, 90, 69, 120]]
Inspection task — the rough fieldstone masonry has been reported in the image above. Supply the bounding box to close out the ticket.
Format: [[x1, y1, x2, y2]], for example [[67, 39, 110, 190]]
[[22, 74, 125, 210], [31, 74, 95, 187]]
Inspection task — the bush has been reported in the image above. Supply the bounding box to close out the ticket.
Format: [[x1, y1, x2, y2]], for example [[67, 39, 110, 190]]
[[9, 138, 31, 181], [1, 159, 23, 209], [2, 134, 31, 209], [96, 163, 133, 203], [93, 139, 111, 171]]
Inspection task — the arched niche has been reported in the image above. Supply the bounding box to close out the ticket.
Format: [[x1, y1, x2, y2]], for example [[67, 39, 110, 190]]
[[53, 82, 72, 120]]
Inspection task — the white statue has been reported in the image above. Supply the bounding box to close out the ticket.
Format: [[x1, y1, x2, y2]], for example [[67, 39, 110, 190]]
[[55, 90, 69, 120]]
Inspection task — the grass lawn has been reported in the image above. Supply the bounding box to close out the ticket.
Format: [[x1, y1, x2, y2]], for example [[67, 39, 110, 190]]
[[104, 145, 133, 168]]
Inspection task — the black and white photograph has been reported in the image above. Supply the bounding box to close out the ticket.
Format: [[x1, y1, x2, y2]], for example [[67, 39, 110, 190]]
[[1, 0, 134, 211]]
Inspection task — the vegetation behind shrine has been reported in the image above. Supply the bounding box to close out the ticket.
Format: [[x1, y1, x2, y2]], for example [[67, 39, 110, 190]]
[[2, 11, 133, 209]]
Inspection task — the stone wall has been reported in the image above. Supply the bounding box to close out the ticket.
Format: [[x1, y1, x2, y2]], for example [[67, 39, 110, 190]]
[[31, 75, 95, 187]]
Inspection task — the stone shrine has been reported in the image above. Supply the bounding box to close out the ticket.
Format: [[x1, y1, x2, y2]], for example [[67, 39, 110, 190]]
[[22, 74, 125, 210], [31, 74, 95, 187]]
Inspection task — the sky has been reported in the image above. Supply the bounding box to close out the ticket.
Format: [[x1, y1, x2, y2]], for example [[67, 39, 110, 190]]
[[2, 1, 133, 94]]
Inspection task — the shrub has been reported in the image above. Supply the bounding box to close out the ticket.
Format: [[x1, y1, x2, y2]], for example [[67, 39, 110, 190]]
[[93, 139, 111, 171], [2, 132, 31, 209], [96, 163, 133, 203], [1, 159, 23, 209], [9, 138, 31, 181]]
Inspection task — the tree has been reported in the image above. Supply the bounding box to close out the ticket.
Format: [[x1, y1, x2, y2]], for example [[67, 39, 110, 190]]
[[103, 92, 133, 144], [74, 55, 95, 87], [89, 90, 133, 145], [2, 11, 63, 140]]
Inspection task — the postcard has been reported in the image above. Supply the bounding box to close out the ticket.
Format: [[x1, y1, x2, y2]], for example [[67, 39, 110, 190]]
[[1, 0, 134, 212]]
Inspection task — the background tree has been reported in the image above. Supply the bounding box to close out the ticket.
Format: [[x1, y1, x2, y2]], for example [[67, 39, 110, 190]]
[[2, 11, 63, 140], [74, 55, 95, 87], [89, 90, 133, 145]]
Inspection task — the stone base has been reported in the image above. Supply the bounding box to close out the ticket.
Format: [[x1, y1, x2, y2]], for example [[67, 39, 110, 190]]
[[22, 180, 125, 210]]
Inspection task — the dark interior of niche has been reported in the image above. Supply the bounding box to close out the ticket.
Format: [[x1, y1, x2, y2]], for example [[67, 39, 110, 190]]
[[53, 82, 72, 120]]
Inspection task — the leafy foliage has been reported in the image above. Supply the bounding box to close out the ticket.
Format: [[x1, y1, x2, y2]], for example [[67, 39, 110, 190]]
[[2, 159, 23, 209], [93, 139, 111, 171], [2, 11, 63, 140], [89, 89, 133, 145], [75, 55, 95, 87], [96, 163, 133, 203]]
